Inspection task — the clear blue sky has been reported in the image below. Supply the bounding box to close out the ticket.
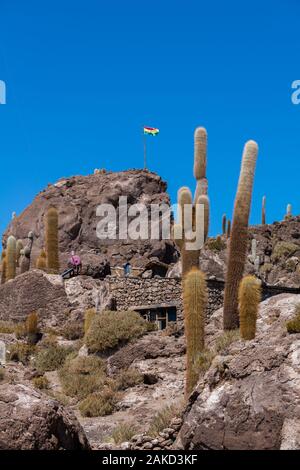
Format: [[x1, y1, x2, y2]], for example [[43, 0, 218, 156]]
[[1, 0, 300, 242]]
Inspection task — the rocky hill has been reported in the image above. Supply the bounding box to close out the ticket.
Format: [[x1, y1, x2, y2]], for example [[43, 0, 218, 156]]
[[2, 169, 178, 276]]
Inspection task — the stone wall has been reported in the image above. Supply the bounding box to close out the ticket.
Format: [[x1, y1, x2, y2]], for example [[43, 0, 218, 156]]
[[106, 276, 224, 320]]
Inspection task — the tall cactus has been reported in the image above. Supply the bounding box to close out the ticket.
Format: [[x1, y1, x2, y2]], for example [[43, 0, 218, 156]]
[[223, 140, 259, 330], [6, 235, 17, 281], [261, 196, 266, 225], [222, 214, 227, 235], [238, 275, 261, 340], [16, 240, 24, 267], [46, 207, 60, 274], [285, 203, 292, 220], [1, 251, 6, 284], [183, 267, 207, 397], [226, 219, 231, 238], [174, 127, 210, 277]]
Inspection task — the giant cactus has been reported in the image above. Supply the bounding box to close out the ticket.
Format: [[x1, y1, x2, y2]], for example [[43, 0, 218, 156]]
[[261, 196, 266, 225], [1, 251, 6, 284], [174, 127, 210, 277], [20, 231, 34, 274], [222, 214, 227, 235], [183, 267, 207, 397], [16, 240, 24, 267], [223, 140, 258, 330], [238, 275, 261, 340], [36, 249, 47, 271], [6, 236, 17, 281], [46, 207, 60, 274]]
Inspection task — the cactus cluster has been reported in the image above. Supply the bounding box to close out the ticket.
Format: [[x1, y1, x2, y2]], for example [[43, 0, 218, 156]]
[[223, 140, 259, 330], [183, 267, 207, 397], [20, 231, 34, 274], [173, 127, 210, 277], [45, 207, 60, 274]]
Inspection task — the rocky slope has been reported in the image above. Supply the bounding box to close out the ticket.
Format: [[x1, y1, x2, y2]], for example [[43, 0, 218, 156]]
[[2, 170, 177, 276], [177, 293, 300, 450]]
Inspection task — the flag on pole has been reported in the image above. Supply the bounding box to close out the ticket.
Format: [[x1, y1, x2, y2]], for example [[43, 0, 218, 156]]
[[143, 126, 160, 136]]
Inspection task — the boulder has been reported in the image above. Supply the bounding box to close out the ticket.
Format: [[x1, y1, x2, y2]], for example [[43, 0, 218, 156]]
[[177, 293, 300, 450], [0, 270, 70, 327], [0, 382, 90, 449]]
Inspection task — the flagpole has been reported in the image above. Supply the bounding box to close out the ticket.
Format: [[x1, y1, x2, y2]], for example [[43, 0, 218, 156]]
[[144, 131, 147, 169]]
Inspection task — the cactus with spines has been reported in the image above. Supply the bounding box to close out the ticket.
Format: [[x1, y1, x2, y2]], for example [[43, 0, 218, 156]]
[[183, 267, 207, 397], [1, 251, 6, 284], [226, 219, 231, 238], [36, 249, 47, 271], [173, 127, 210, 277], [223, 140, 259, 330], [46, 207, 60, 274], [20, 231, 34, 274], [222, 214, 227, 235], [238, 275, 261, 340], [261, 196, 266, 225], [249, 238, 257, 263], [16, 240, 24, 267], [25, 312, 39, 345], [6, 235, 17, 281]]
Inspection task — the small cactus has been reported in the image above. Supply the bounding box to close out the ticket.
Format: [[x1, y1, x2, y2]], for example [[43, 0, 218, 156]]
[[46, 207, 60, 274], [25, 312, 39, 345], [6, 236, 17, 281], [36, 249, 47, 271], [183, 267, 207, 397], [238, 275, 261, 340]]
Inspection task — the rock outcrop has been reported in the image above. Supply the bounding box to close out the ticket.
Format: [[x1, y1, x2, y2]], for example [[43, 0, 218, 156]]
[[0, 380, 90, 450], [2, 170, 177, 276], [177, 293, 300, 450]]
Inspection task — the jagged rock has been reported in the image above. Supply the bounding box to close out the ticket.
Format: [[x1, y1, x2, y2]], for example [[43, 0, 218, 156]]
[[177, 293, 300, 450], [2, 170, 177, 274], [0, 382, 90, 449]]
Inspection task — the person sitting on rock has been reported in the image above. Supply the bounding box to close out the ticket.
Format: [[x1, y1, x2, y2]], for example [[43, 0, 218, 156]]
[[68, 251, 82, 275]]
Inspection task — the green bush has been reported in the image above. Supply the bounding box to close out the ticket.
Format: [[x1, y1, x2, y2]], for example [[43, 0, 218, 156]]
[[61, 323, 83, 340], [111, 423, 137, 444], [271, 242, 299, 262], [59, 355, 107, 399], [85, 310, 151, 354], [286, 305, 300, 333], [34, 343, 73, 373], [115, 368, 143, 391], [79, 387, 118, 417], [32, 375, 49, 389], [8, 342, 35, 364]]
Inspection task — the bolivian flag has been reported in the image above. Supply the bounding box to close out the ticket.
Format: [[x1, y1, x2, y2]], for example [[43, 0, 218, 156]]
[[144, 126, 160, 136]]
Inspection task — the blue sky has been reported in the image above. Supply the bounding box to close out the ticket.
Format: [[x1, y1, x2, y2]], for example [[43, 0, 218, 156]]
[[1, 0, 300, 242]]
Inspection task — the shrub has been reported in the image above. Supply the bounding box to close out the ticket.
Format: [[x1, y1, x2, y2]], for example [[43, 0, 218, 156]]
[[0, 321, 15, 334], [271, 242, 299, 262], [59, 355, 107, 399], [32, 375, 49, 389], [79, 387, 118, 417], [111, 423, 137, 444], [286, 305, 300, 334], [8, 342, 34, 364], [14, 323, 27, 339], [148, 404, 182, 437], [34, 343, 72, 373], [85, 310, 150, 354], [61, 322, 83, 340], [206, 236, 226, 252], [0, 368, 4, 381], [115, 368, 143, 391]]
